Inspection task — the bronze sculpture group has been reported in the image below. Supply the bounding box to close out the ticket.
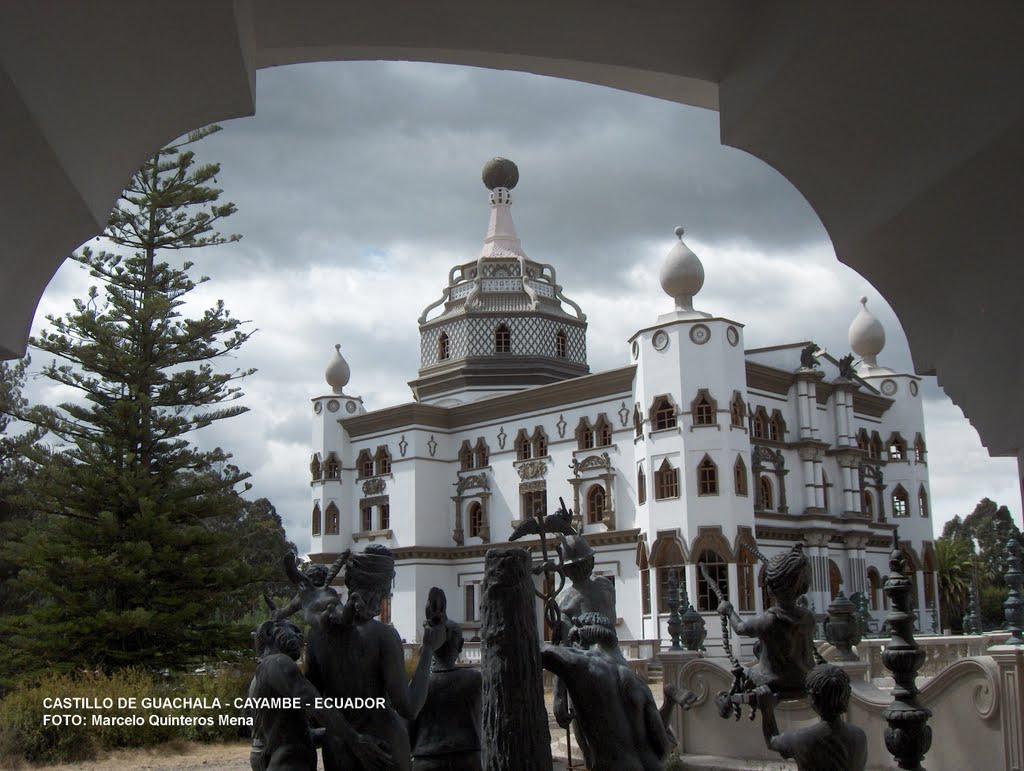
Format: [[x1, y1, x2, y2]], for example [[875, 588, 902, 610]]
[[248, 517, 867, 770]]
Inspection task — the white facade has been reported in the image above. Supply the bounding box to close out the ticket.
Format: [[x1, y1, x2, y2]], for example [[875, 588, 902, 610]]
[[306, 161, 938, 651]]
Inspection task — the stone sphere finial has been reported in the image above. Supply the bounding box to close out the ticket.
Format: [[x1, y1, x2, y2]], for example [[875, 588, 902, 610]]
[[325, 343, 350, 394], [848, 297, 886, 367], [482, 158, 519, 191], [659, 225, 704, 313]]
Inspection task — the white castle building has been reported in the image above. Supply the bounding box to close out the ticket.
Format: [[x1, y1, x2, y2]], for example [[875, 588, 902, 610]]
[[306, 159, 937, 649]]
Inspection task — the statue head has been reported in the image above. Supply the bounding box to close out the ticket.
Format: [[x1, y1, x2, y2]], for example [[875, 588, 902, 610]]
[[558, 533, 596, 583], [805, 664, 851, 721], [569, 612, 617, 650], [305, 563, 330, 587], [345, 544, 396, 619], [254, 618, 305, 661], [764, 543, 811, 604], [433, 619, 464, 669]]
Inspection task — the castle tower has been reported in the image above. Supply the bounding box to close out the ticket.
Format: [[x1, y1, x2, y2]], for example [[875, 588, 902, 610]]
[[310, 344, 365, 552], [629, 227, 754, 613], [410, 158, 589, 406]]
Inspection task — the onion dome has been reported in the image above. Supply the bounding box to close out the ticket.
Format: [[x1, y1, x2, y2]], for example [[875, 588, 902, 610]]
[[325, 344, 350, 394], [848, 297, 886, 371], [659, 226, 708, 318]]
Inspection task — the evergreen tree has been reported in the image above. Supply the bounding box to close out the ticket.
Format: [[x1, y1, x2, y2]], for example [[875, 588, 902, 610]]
[[1, 127, 262, 681]]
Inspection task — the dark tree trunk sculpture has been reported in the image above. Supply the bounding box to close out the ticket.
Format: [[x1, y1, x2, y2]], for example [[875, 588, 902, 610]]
[[480, 548, 552, 770]]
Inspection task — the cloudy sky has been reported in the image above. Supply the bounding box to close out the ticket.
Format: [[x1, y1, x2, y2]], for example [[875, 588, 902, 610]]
[[29, 61, 1020, 554]]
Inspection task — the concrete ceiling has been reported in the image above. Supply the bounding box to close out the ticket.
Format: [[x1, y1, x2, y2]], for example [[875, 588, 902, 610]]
[[1, 1, 1022, 466]]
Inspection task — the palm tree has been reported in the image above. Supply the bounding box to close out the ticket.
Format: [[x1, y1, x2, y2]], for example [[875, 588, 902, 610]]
[[936, 536, 974, 633]]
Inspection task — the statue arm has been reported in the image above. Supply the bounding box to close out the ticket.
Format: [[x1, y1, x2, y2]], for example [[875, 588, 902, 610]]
[[540, 644, 578, 679], [553, 676, 572, 729], [273, 592, 303, 620], [381, 623, 442, 720]]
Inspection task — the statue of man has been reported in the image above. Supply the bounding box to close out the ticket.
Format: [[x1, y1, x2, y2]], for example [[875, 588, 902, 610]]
[[542, 613, 687, 771], [716, 542, 816, 700], [408, 614, 482, 770], [756, 664, 867, 771], [305, 544, 446, 771], [247, 616, 391, 771]]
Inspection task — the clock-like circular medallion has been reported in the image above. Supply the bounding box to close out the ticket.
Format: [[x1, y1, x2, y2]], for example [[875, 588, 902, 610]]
[[327, 399, 340, 413], [880, 379, 898, 396], [314, 402, 323, 414], [652, 330, 670, 351], [345, 400, 357, 414], [726, 326, 739, 347], [689, 324, 711, 345], [631, 340, 640, 360], [909, 381, 919, 397]]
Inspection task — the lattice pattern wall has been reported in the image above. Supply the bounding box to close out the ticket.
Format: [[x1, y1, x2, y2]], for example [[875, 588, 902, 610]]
[[421, 316, 587, 367]]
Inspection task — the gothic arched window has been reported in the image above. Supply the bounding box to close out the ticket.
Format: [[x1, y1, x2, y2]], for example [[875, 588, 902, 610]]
[[555, 329, 568, 358], [495, 324, 511, 354], [697, 455, 718, 496], [586, 485, 607, 524]]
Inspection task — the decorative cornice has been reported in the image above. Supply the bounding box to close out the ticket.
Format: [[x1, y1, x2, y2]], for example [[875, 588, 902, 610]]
[[308, 528, 643, 563], [745, 362, 793, 396]]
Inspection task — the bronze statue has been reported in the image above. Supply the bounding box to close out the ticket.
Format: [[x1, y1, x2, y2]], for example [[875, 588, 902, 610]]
[[247, 609, 391, 771], [837, 353, 856, 380], [756, 664, 867, 771], [408, 589, 482, 770], [274, 552, 349, 627], [542, 612, 691, 771], [305, 544, 446, 771], [716, 542, 816, 700], [800, 343, 821, 370]]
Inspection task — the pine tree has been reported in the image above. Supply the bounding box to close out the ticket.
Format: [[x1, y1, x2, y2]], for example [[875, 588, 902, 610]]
[[2, 126, 262, 680]]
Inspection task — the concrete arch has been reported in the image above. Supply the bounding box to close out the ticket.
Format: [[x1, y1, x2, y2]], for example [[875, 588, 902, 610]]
[[4, 3, 1024, 481]]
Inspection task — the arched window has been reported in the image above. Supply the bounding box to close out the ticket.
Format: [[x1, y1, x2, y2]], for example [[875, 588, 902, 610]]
[[459, 441, 474, 470], [495, 324, 511, 354], [697, 549, 728, 612], [555, 329, 568, 358], [737, 547, 756, 611], [438, 331, 450, 361], [310, 454, 323, 482], [653, 539, 686, 614], [769, 410, 786, 442], [637, 465, 647, 505], [468, 502, 484, 538], [922, 549, 936, 609], [577, 418, 594, 450], [515, 430, 531, 460], [474, 439, 489, 469], [730, 393, 746, 428], [638, 545, 652, 616], [691, 390, 717, 426], [870, 432, 883, 460], [633, 404, 644, 437], [857, 429, 870, 454], [325, 502, 340, 535], [652, 397, 677, 430], [697, 455, 718, 496], [586, 485, 607, 524], [654, 459, 679, 500], [324, 453, 341, 479], [595, 415, 613, 447], [867, 568, 882, 610], [888, 433, 907, 461], [357, 450, 374, 479], [752, 408, 768, 440], [862, 490, 874, 520], [375, 446, 392, 475], [892, 485, 909, 517], [532, 429, 548, 458], [914, 433, 927, 463], [758, 476, 774, 511], [918, 485, 929, 517], [829, 559, 842, 599], [734, 456, 749, 496], [311, 502, 322, 536], [822, 470, 830, 511]]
